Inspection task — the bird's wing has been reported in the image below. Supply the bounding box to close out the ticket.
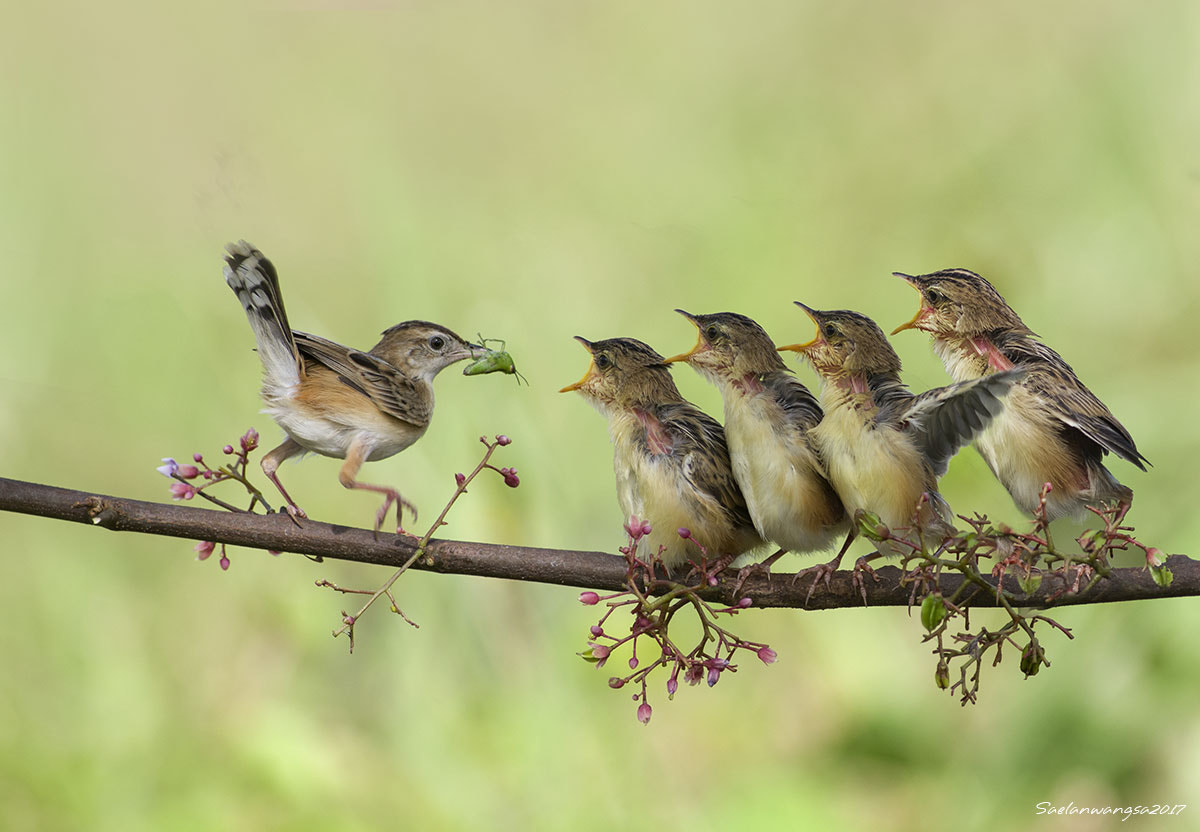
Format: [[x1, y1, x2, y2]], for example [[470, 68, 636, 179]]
[[903, 370, 1024, 477], [1008, 340, 1149, 471], [293, 331, 432, 428], [762, 372, 824, 431], [661, 403, 756, 531]]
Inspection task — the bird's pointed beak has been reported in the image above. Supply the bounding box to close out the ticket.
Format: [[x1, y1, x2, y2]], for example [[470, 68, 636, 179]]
[[890, 273, 929, 335], [664, 310, 705, 363], [559, 337, 596, 393], [778, 302, 822, 353]]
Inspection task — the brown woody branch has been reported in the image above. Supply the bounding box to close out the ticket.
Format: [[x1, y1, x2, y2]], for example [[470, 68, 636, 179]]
[[1, 476, 1194, 610]]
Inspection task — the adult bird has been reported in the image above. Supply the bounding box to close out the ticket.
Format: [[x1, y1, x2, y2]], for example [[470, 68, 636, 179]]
[[891, 268, 1148, 521], [666, 310, 849, 584], [560, 336, 763, 570], [224, 240, 483, 532], [780, 304, 1021, 550]]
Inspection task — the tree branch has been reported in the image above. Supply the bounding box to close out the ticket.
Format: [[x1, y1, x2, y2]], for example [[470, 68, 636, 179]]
[[1, 476, 1194, 610]]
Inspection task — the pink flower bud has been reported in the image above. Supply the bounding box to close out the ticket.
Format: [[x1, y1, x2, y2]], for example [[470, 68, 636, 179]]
[[454, 472, 466, 487], [177, 464, 200, 479], [737, 597, 753, 608], [192, 453, 204, 463], [495, 434, 512, 446], [219, 554, 230, 571], [194, 540, 215, 561], [223, 444, 235, 455], [170, 482, 196, 500], [590, 643, 611, 660], [578, 591, 600, 605], [502, 468, 520, 488], [636, 702, 652, 725], [156, 458, 179, 478], [1146, 547, 1164, 567], [628, 656, 638, 669], [608, 677, 625, 689], [666, 676, 678, 695], [590, 625, 603, 636], [707, 667, 721, 687], [676, 527, 691, 539], [268, 550, 281, 556], [756, 646, 778, 665], [343, 614, 356, 625]]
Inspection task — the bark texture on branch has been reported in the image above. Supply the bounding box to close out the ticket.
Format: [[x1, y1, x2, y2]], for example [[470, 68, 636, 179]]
[[1, 477, 1194, 610]]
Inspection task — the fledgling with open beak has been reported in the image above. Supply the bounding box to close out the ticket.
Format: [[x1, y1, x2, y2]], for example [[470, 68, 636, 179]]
[[560, 336, 764, 570], [666, 311, 849, 579], [780, 304, 1022, 547], [892, 269, 1148, 521], [224, 241, 484, 532]]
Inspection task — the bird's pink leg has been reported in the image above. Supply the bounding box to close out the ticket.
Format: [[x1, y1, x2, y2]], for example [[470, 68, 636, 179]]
[[339, 437, 418, 536], [262, 438, 307, 525]]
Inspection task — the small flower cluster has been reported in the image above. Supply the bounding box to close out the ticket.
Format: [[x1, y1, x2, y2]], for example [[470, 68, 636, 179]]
[[867, 484, 1170, 705], [155, 428, 277, 571], [579, 518, 776, 725]]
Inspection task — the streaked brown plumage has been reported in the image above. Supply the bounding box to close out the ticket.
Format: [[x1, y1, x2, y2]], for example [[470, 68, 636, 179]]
[[666, 311, 847, 567], [780, 303, 1021, 545], [892, 268, 1148, 520], [224, 240, 482, 530], [560, 336, 763, 568]]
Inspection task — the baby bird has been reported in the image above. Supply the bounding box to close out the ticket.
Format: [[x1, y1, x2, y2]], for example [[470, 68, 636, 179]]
[[224, 240, 482, 531], [560, 336, 763, 570], [892, 268, 1148, 521], [779, 303, 1021, 547], [666, 311, 849, 579]]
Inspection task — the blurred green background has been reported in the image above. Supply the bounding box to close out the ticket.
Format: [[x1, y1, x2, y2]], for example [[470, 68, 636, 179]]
[[2, 1, 1198, 830]]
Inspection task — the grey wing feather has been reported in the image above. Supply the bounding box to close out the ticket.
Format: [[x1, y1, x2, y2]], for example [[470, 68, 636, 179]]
[[905, 370, 1024, 477], [1012, 341, 1150, 471], [762, 372, 824, 431], [294, 332, 432, 428], [662, 404, 756, 531]]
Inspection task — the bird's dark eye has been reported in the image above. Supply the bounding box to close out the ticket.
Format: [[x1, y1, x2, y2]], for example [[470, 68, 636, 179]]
[[925, 289, 943, 305], [594, 353, 611, 370], [429, 335, 446, 350], [823, 323, 838, 338], [704, 325, 719, 341]]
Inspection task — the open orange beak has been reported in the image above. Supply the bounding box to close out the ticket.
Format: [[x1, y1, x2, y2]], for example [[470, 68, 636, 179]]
[[890, 272, 930, 335], [559, 337, 597, 392], [664, 309, 705, 363], [777, 302, 823, 353]]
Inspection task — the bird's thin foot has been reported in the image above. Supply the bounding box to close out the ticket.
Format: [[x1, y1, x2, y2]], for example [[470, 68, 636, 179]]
[[372, 489, 419, 536], [283, 503, 307, 527], [792, 561, 836, 607], [731, 561, 774, 598], [851, 555, 881, 606]]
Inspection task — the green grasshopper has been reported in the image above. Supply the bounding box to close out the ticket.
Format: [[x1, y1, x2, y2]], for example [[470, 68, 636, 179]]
[[463, 336, 527, 385]]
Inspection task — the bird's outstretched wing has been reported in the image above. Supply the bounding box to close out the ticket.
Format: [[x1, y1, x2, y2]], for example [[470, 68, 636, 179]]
[[904, 370, 1024, 477], [293, 332, 432, 428]]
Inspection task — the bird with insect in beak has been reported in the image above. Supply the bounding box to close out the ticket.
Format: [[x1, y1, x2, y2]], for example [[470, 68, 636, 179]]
[[779, 303, 1023, 552], [666, 310, 850, 589], [891, 268, 1148, 521], [560, 336, 764, 571], [223, 241, 486, 533]]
